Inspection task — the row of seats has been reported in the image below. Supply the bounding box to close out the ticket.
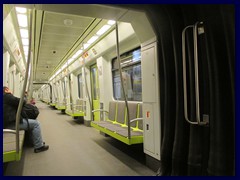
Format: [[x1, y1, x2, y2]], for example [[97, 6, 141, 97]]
[[65, 99, 86, 117], [91, 101, 143, 145]]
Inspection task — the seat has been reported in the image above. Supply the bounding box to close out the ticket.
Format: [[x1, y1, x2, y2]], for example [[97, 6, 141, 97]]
[[3, 130, 25, 163], [91, 101, 143, 145]]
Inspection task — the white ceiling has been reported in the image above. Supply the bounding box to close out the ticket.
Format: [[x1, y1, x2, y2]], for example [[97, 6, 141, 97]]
[[34, 11, 96, 83], [4, 4, 155, 91]]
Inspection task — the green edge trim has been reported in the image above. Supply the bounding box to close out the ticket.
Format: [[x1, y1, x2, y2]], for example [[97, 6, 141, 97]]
[[91, 122, 143, 145], [65, 110, 85, 117]]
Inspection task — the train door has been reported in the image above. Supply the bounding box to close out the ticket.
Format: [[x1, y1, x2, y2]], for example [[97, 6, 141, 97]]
[[141, 4, 234, 176], [52, 83, 56, 105], [54, 82, 59, 105], [57, 79, 66, 110], [77, 73, 84, 99], [67, 74, 74, 112], [55, 81, 60, 108], [65, 76, 70, 110], [62, 77, 67, 109], [90, 64, 100, 121]]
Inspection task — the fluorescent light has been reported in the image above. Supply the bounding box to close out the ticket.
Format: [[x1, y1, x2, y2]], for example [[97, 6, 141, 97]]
[[72, 49, 83, 59], [108, 20, 116, 25], [87, 36, 98, 44], [68, 58, 75, 64], [16, 7, 27, 14], [56, 69, 61, 75], [17, 14, 28, 27], [22, 38, 29, 46], [20, 29, 28, 38], [96, 25, 111, 36], [23, 46, 29, 52], [75, 49, 83, 56], [83, 43, 90, 49], [62, 63, 67, 70], [24, 50, 28, 56]]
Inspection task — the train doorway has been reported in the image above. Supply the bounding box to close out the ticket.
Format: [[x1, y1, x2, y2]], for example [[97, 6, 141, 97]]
[[90, 64, 100, 121]]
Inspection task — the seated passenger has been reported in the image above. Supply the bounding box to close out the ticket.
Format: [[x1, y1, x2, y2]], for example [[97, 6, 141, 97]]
[[3, 86, 49, 153], [24, 91, 28, 101], [30, 97, 36, 105]]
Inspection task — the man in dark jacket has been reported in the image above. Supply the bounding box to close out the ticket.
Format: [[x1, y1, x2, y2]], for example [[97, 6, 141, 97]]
[[3, 86, 49, 153], [3, 87, 23, 128]]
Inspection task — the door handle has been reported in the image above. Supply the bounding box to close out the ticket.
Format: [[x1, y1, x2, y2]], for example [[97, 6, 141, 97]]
[[182, 22, 209, 126]]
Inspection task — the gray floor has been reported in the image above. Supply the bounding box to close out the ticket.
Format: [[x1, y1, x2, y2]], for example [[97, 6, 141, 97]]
[[3, 101, 155, 176]]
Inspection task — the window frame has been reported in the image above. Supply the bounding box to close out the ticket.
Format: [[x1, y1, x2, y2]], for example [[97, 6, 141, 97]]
[[111, 47, 142, 101]]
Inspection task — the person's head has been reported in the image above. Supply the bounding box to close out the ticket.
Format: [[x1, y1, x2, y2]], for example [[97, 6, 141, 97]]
[[3, 86, 11, 94]]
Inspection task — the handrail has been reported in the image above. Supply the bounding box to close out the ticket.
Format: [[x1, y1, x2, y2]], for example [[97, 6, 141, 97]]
[[92, 109, 109, 114], [15, 8, 34, 154], [182, 25, 196, 125], [115, 22, 131, 139], [66, 104, 85, 107], [130, 118, 143, 123], [182, 22, 209, 126], [3, 129, 16, 134]]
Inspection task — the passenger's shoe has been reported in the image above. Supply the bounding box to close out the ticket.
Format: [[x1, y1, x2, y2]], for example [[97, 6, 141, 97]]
[[34, 145, 49, 153]]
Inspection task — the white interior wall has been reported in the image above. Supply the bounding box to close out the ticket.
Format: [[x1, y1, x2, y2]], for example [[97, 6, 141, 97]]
[[97, 56, 113, 112], [3, 51, 10, 87]]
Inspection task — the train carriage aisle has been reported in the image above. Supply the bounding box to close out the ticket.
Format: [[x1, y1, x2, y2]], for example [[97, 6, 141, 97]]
[[3, 101, 154, 176], [3, 4, 235, 176]]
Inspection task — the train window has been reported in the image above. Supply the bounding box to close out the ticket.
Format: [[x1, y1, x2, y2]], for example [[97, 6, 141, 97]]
[[112, 48, 142, 101], [77, 73, 84, 99]]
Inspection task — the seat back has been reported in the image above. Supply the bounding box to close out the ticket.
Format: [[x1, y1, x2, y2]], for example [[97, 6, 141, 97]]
[[116, 101, 126, 124], [75, 99, 82, 111], [127, 102, 138, 128], [108, 101, 117, 122]]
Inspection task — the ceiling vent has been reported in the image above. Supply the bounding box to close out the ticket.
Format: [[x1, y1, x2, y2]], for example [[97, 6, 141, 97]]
[[64, 19, 73, 26]]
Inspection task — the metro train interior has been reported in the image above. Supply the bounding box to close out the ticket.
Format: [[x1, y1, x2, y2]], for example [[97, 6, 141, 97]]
[[3, 4, 235, 176]]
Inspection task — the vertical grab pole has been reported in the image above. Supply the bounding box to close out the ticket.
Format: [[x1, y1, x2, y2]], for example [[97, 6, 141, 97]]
[[67, 60, 74, 114], [115, 22, 131, 139], [82, 44, 93, 121], [27, 50, 34, 102], [68, 74, 74, 114], [15, 8, 34, 153]]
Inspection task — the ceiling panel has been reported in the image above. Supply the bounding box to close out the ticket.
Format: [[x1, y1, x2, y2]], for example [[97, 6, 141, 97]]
[[42, 24, 85, 35], [44, 11, 93, 28], [34, 10, 96, 83]]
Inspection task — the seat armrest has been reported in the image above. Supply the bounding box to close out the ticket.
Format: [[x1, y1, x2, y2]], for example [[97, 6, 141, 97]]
[[3, 129, 17, 134], [92, 109, 109, 115], [130, 118, 143, 124]]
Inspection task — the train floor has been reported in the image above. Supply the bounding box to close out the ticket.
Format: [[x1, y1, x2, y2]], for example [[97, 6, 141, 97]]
[[3, 101, 155, 176]]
